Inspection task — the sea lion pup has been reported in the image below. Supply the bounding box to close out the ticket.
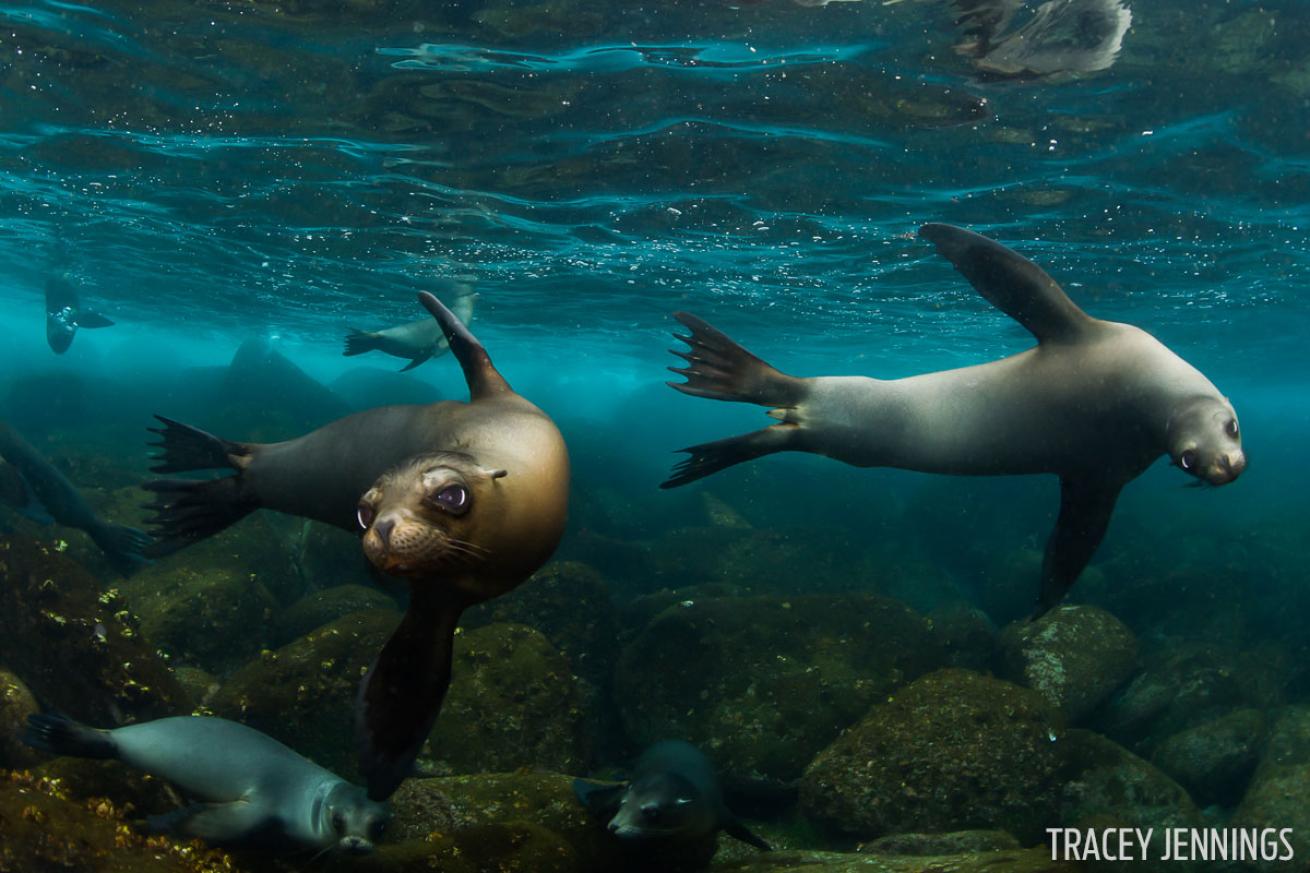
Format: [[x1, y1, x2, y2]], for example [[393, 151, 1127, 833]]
[[573, 740, 771, 852], [141, 292, 566, 565], [44, 269, 114, 354], [344, 286, 477, 372], [662, 224, 1244, 614], [352, 328, 569, 800], [23, 713, 389, 854], [0, 421, 151, 573]]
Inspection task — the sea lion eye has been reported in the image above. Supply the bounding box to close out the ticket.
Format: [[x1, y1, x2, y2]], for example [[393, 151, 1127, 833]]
[[1226, 419, 1239, 438], [356, 503, 375, 530], [1179, 450, 1198, 471], [432, 484, 469, 514]]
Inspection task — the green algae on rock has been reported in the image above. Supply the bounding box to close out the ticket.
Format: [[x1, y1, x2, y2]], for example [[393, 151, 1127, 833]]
[[0, 669, 40, 771], [710, 847, 1081, 873], [799, 669, 1063, 843], [1231, 705, 1310, 870], [273, 583, 399, 646], [0, 534, 189, 726], [1152, 707, 1267, 807], [617, 594, 945, 787], [858, 830, 1021, 856], [998, 605, 1139, 723]]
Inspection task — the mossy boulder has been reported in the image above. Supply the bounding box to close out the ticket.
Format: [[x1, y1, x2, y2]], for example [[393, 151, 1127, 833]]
[[1058, 730, 1203, 866], [999, 605, 1138, 723], [617, 595, 945, 786], [211, 607, 400, 778], [0, 669, 40, 770], [799, 669, 1064, 842], [323, 821, 577, 873], [1231, 706, 1310, 868], [422, 623, 590, 777], [1152, 707, 1267, 807], [859, 830, 1021, 855], [273, 583, 398, 646], [927, 604, 997, 671], [0, 535, 189, 725], [119, 565, 278, 674], [711, 848, 1081, 872]]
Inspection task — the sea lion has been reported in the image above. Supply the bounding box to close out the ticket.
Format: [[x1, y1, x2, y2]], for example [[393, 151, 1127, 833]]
[[45, 269, 114, 354], [573, 740, 771, 851], [351, 315, 569, 801], [23, 713, 389, 854], [344, 287, 477, 372], [0, 421, 151, 573], [661, 223, 1244, 613]]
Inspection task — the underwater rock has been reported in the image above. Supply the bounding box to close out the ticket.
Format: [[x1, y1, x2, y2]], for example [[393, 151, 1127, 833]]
[[711, 848, 1079, 872], [322, 821, 577, 873], [282, 520, 378, 594], [1152, 707, 1267, 807], [799, 669, 1063, 843], [1095, 643, 1284, 756], [211, 607, 401, 778], [0, 770, 233, 873], [273, 582, 398, 646], [421, 623, 590, 777], [998, 604, 1138, 723], [0, 668, 40, 770], [1231, 706, 1310, 868], [1058, 729, 1204, 867], [329, 365, 440, 410], [617, 594, 945, 787], [646, 525, 865, 595], [119, 565, 278, 674], [170, 666, 220, 711], [215, 337, 352, 440], [0, 534, 189, 725], [858, 829, 1021, 855], [926, 603, 997, 671]]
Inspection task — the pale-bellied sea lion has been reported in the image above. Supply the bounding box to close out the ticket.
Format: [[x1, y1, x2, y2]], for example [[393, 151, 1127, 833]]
[[344, 287, 477, 371], [351, 307, 569, 801], [45, 269, 114, 354], [662, 223, 1244, 613], [573, 740, 771, 851], [23, 713, 389, 854], [0, 421, 151, 573]]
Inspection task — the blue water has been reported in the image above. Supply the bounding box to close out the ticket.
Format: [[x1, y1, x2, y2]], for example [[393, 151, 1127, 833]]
[[1, 0, 1309, 852]]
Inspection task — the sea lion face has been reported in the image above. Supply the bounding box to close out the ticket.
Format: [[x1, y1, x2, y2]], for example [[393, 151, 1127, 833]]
[[607, 774, 712, 841], [1169, 396, 1245, 486], [357, 452, 505, 577], [324, 784, 390, 854]]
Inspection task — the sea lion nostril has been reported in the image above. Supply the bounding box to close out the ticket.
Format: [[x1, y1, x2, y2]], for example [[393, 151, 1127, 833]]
[[374, 518, 395, 544]]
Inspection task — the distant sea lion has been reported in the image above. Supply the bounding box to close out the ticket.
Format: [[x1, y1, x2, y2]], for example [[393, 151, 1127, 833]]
[[0, 421, 151, 573], [45, 269, 114, 354], [574, 740, 771, 851], [351, 312, 569, 801], [23, 713, 389, 854], [344, 287, 477, 372], [662, 224, 1244, 613]]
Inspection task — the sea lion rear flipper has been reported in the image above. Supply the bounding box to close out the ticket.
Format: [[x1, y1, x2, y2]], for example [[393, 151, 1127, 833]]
[[22, 713, 117, 759], [571, 779, 626, 819], [918, 223, 1094, 344], [661, 425, 797, 490], [357, 596, 464, 801], [722, 814, 773, 851], [666, 312, 804, 408], [1037, 476, 1124, 615], [343, 328, 381, 357], [399, 350, 433, 372], [89, 522, 154, 575], [74, 310, 114, 329], [141, 477, 259, 558], [417, 291, 510, 400], [147, 415, 250, 474]]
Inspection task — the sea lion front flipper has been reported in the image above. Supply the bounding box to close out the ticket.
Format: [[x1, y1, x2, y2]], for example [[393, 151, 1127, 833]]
[[145, 800, 271, 845], [1037, 476, 1124, 614], [722, 814, 773, 851], [571, 779, 626, 819], [357, 594, 464, 801], [398, 350, 433, 372], [918, 223, 1094, 344], [74, 310, 114, 329], [417, 291, 510, 400]]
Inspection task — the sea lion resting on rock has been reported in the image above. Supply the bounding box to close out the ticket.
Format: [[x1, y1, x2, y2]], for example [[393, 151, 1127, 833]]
[[0, 421, 151, 573], [144, 293, 569, 799], [662, 224, 1244, 613], [23, 713, 389, 854]]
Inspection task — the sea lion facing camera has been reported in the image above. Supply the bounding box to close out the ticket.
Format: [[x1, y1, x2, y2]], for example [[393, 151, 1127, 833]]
[[661, 224, 1243, 614]]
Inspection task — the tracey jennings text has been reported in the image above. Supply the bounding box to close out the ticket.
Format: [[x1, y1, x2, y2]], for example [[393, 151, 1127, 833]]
[[1048, 828, 1295, 863]]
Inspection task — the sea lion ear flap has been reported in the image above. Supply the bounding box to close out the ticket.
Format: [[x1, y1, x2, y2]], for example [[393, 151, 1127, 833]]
[[417, 291, 511, 400], [918, 223, 1093, 345], [571, 779, 627, 819], [480, 467, 508, 480]]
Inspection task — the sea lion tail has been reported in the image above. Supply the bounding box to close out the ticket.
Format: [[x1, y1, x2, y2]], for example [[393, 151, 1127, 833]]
[[22, 713, 117, 760], [141, 476, 259, 558], [344, 329, 381, 357], [661, 425, 797, 489], [666, 312, 804, 408]]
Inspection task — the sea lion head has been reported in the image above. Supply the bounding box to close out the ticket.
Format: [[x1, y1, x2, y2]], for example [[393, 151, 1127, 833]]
[[322, 782, 390, 854], [357, 451, 507, 578], [606, 772, 713, 841], [1168, 395, 1245, 486]]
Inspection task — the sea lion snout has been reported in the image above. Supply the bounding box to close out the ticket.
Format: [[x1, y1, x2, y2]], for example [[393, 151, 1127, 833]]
[[1205, 451, 1246, 485], [337, 835, 374, 855]]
